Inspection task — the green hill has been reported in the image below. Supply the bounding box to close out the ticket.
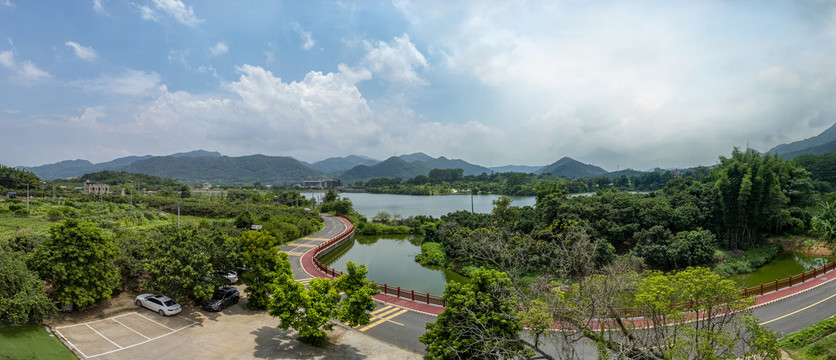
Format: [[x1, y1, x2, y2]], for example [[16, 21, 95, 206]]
[[769, 122, 836, 157], [122, 154, 320, 185], [537, 157, 608, 178]]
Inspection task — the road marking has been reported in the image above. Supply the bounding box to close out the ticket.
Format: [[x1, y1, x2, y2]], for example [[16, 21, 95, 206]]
[[284, 251, 305, 256], [112, 318, 151, 340], [292, 243, 317, 247], [306, 237, 329, 241], [359, 309, 408, 332], [760, 292, 836, 325], [86, 323, 123, 349], [134, 312, 175, 331]]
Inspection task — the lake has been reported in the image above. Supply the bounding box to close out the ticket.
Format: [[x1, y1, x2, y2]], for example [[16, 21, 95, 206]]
[[338, 192, 536, 218], [730, 251, 836, 288]]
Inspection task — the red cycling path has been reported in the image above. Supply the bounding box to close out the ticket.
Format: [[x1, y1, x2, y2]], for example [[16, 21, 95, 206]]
[[292, 214, 836, 326]]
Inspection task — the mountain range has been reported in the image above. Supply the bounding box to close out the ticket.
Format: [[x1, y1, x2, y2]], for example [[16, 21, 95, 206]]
[[16, 122, 835, 185]]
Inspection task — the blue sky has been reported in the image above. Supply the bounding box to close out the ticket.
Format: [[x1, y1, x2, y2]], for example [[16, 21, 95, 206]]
[[1, 1, 835, 170]]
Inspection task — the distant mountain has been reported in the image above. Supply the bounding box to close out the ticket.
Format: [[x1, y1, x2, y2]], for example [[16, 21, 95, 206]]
[[398, 152, 435, 163], [537, 157, 608, 178], [171, 150, 222, 158], [490, 165, 542, 174], [122, 154, 319, 184], [780, 139, 836, 159], [768, 122, 836, 157], [22, 159, 97, 179], [310, 155, 380, 173], [580, 148, 646, 172], [339, 157, 427, 184], [418, 156, 491, 176]]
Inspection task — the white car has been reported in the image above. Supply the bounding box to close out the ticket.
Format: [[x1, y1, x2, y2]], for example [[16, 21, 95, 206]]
[[135, 294, 182, 316]]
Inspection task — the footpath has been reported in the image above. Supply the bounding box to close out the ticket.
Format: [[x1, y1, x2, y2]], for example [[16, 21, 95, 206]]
[[291, 214, 836, 321]]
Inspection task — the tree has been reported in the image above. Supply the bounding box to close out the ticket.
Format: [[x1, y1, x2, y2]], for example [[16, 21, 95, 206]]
[[323, 189, 338, 203], [28, 219, 120, 308], [420, 268, 532, 359], [144, 225, 216, 302], [269, 256, 377, 346], [0, 249, 56, 323], [234, 210, 255, 229], [713, 148, 788, 249], [238, 230, 282, 310], [320, 198, 353, 215]]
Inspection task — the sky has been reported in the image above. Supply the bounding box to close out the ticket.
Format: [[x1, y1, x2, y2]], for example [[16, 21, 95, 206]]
[[1, 1, 835, 171]]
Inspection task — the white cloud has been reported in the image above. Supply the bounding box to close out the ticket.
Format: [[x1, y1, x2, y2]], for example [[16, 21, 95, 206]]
[[757, 66, 801, 89], [361, 34, 428, 85], [209, 41, 228, 56], [0, 50, 13, 69], [76, 69, 161, 96], [139, 5, 157, 21], [292, 23, 315, 51], [0, 50, 50, 80], [19, 61, 50, 80], [337, 63, 372, 85], [167, 49, 188, 66], [65, 41, 98, 61], [70, 106, 106, 126], [151, 0, 202, 27], [92, 0, 106, 14], [1, 0, 13, 7]]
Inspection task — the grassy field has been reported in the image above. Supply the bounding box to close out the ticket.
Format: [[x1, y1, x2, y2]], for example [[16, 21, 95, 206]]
[[0, 325, 76, 360], [780, 315, 836, 359]]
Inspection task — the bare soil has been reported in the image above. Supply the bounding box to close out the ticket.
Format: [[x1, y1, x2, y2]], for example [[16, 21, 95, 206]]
[[769, 235, 835, 257], [43, 291, 138, 328]]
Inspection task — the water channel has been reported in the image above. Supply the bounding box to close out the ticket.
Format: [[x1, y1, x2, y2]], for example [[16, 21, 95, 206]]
[[319, 234, 469, 295]]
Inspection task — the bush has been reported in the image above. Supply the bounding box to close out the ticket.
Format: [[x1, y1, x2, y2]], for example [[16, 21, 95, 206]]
[[415, 242, 447, 266], [713, 243, 782, 277]]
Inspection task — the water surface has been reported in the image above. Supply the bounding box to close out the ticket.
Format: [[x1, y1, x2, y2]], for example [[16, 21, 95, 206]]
[[730, 251, 835, 288], [340, 192, 536, 218], [320, 234, 469, 295]]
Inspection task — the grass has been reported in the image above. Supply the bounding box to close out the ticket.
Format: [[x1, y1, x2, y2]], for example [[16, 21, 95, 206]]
[[0, 325, 76, 360], [780, 315, 836, 359], [713, 243, 782, 277]]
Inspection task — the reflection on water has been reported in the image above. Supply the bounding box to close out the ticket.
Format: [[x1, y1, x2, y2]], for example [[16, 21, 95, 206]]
[[319, 234, 469, 295], [730, 251, 835, 288]]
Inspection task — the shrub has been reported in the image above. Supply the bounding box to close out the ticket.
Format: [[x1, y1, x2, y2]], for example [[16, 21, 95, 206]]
[[415, 242, 447, 266], [713, 243, 782, 277]]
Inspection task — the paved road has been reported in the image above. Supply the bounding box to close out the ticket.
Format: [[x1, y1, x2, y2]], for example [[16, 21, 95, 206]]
[[289, 215, 836, 357]]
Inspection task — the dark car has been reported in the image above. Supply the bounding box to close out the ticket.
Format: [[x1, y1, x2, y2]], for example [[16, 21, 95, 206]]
[[202, 286, 240, 311]]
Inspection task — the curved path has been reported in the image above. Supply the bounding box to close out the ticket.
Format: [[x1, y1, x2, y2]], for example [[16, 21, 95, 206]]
[[282, 215, 836, 354]]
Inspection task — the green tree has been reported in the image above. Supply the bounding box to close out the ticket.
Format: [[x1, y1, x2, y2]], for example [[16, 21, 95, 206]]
[[269, 256, 377, 346], [323, 189, 338, 203], [238, 230, 282, 309], [28, 219, 120, 308], [421, 268, 531, 359], [0, 249, 56, 323], [713, 148, 788, 249], [144, 225, 216, 301], [320, 198, 353, 215], [234, 210, 255, 229]]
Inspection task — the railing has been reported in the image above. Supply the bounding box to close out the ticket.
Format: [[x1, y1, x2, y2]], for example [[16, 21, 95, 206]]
[[739, 259, 836, 298], [311, 215, 447, 308]]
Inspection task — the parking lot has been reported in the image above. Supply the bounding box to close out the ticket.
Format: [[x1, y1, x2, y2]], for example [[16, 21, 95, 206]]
[[53, 311, 196, 359]]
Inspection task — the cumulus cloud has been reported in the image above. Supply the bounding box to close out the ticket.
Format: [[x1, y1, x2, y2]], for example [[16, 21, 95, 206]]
[[70, 106, 106, 126], [361, 34, 428, 85], [141, 0, 202, 27], [1, 0, 13, 7], [292, 23, 316, 51], [209, 41, 228, 56], [65, 41, 98, 61]]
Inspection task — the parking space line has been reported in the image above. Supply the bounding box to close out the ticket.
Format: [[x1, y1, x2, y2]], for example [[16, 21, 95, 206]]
[[112, 318, 151, 340], [87, 321, 196, 358], [133, 312, 175, 331], [54, 312, 136, 329], [53, 333, 90, 359], [85, 324, 123, 349]]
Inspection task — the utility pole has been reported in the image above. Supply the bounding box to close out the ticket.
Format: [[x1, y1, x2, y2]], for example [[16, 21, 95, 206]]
[[26, 183, 29, 212], [52, 182, 55, 201], [471, 190, 474, 214], [177, 193, 181, 228], [130, 181, 133, 217]]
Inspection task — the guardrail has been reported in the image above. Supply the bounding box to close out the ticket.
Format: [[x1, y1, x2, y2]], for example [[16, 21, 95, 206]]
[[311, 215, 447, 308]]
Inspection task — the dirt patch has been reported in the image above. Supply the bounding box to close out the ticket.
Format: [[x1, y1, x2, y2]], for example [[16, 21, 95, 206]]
[[44, 291, 138, 328], [769, 235, 835, 257]]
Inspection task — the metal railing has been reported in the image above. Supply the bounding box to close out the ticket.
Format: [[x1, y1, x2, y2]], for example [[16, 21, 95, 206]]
[[311, 215, 447, 307]]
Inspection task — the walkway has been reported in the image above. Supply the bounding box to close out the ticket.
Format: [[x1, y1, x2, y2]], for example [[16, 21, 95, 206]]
[[283, 214, 836, 353]]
